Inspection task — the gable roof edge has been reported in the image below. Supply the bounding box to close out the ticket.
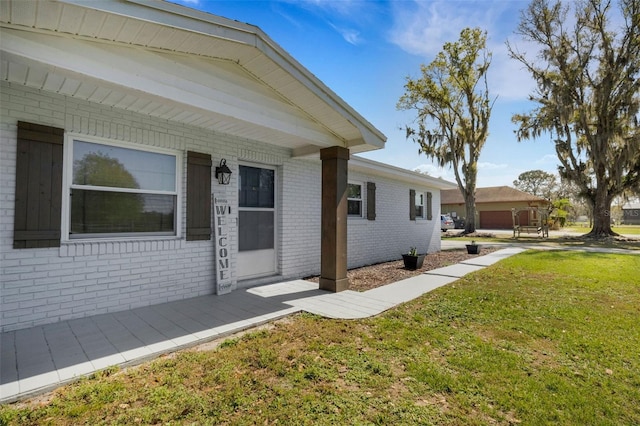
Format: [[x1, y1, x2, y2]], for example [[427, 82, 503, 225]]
[[55, 0, 386, 149]]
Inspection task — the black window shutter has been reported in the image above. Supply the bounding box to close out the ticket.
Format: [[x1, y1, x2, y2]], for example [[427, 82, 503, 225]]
[[14, 121, 64, 249], [427, 192, 433, 220], [366, 182, 376, 221], [186, 151, 212, 241], [409, 189, 416, 221]]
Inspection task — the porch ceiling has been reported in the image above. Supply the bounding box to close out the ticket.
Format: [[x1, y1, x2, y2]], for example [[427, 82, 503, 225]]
[[0, 0, 386, 155]]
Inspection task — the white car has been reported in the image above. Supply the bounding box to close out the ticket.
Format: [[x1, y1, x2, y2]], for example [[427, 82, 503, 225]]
[[441, 214, 454, 232]]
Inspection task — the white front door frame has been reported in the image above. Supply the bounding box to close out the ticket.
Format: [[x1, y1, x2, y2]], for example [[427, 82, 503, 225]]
[[237, 162, 278, 281]]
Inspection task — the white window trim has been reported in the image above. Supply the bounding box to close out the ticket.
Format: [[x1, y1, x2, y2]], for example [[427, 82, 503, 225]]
[[61, 134, 182, 242], [347, 181, 364, 218]]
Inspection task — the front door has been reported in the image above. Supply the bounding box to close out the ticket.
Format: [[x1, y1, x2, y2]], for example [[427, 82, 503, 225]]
[[237, 165, 276, 280]]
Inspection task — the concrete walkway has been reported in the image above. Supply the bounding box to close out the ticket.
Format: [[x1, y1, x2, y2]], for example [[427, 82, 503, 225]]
[[0, 246, 534, 403]]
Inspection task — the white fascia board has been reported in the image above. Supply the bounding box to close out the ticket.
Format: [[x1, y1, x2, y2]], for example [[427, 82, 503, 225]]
[[349, 155, 458, 190], [58, 0, 261, 44], [56, 0, 386, 149]]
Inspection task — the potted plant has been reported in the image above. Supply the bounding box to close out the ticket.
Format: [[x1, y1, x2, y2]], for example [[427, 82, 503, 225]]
[[402, 247, 426, 270], [466, 240, 480, 255]]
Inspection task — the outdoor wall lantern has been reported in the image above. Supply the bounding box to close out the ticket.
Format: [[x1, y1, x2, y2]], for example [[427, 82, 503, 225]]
[[215, 159, 232, 185]]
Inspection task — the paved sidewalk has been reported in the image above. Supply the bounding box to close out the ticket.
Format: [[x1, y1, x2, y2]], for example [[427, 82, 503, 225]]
[[1, 247, 524, 403]]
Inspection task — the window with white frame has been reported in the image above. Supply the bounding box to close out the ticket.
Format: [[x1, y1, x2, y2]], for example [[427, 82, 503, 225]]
[[415, 192, 425, 219], [347, 183, 363, 217], [67, 138, 179, 238]]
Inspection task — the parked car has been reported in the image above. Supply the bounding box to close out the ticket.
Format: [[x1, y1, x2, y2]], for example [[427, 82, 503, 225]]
[[453, 217, 465, 229], [441, 214, 454, 232]]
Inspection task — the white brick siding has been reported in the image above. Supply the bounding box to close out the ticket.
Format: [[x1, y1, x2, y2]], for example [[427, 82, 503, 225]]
[[1, 82, 443, 332], [279, 161, 322, 279], [347, 171, 441, 269]]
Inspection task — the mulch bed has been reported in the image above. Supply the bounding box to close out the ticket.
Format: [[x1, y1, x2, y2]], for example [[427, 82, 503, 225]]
[[305, 247, 500, 292]]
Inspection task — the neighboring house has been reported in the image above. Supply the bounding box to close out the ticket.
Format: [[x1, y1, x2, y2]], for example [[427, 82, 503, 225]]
[[0, 0, 456, 332], [441, 186, 550, 229], [622, 203, 640, 225]]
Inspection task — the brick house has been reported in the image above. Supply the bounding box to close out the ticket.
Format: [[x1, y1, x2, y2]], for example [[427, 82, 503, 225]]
[[0, 0, 455, 332], [441, 186, 550, 229]]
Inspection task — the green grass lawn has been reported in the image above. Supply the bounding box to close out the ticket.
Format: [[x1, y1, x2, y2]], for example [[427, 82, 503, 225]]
[[614, 225, 640, 235], [2, 251, 639, 425], [563, 225, 640, 235], [443, 229, 640, 250]]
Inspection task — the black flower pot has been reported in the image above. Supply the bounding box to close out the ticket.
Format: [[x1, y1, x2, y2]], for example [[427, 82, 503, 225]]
[[402, 254, 425, 270], [466, 244, 480, 255]]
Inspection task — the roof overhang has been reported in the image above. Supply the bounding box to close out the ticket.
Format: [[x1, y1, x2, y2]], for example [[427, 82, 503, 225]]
[[441, 187, 552, 204], [0, 0, 386, 155], [350, 155, 458, 190]]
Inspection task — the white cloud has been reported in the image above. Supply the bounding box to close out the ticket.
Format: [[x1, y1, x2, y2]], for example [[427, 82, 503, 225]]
[[477, 172, 519, 188], [281, 0, 372, 45], [389, 1, 512, 57], [413, 163, 456, 182], [295, 0, 363, 17], [478, 162, 508, 170], [487, 39, 537, 101], [389, 1, 468, 58], [413, 161, 510, 184], [388, 0, 537, 101], [329, 23, 362, 45], [535, 154, 558, 165]]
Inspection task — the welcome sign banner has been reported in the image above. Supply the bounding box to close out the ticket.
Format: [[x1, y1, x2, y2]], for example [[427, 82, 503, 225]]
[[214, 196, 233, 294]]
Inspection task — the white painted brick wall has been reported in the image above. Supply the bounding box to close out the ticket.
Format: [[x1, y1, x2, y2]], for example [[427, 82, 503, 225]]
[[279, 160, 322, 278], [0, 83, 267, 331], [1, 82, 442, 332], [346, 171, 441, 269]]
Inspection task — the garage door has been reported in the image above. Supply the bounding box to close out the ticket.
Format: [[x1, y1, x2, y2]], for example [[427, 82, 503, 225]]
[[480, 211, 514, 229]]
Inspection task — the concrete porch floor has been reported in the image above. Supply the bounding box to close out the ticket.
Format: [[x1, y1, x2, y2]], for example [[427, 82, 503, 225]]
[[1, 247, 526, 404]]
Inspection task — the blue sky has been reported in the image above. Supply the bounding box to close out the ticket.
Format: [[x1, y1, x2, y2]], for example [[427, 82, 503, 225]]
[[173, 0, 558, 187]]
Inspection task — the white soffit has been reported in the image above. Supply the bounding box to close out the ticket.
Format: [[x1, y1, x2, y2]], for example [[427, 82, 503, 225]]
[[0, 0, 386, 153]]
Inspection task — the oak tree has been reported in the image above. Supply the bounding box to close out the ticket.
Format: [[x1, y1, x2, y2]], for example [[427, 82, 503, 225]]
[[513, 169, 558, 200], [508, 0, 640, 237], [398, 27, 494, 234]]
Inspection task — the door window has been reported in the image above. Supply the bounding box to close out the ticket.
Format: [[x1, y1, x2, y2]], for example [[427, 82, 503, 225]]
[[238, 166, 275, 252]]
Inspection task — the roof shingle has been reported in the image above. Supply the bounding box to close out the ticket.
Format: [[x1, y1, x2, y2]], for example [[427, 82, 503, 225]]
[[441, 186, 550, 204]]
